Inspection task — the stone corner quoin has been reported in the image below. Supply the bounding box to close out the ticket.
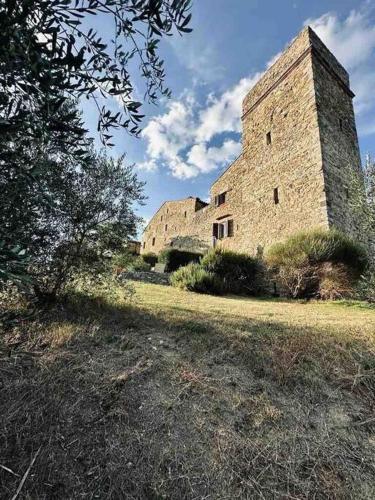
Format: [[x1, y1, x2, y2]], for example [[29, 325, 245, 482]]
[[141, 26, 363, 257]]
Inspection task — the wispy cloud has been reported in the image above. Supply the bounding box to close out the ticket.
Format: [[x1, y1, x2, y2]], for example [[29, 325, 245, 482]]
[[306, 5, 375, 132], [138, 75, 259, 179]]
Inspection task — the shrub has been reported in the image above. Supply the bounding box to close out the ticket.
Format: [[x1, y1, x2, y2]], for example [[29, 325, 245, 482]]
[[317, 263, 354, 300], [200, 247, 263, 294], [266, 228, 368, 298], [356, 269, 375, 303], [170, 263, 223, 295], [129, 256, 151, 272], [158, 248, 202, 272], [112, 250, 135, 272], [141, 252, 158, 267]]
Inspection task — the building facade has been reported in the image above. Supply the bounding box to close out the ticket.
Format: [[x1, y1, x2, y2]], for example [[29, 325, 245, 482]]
[[141, 27, 362, 256]]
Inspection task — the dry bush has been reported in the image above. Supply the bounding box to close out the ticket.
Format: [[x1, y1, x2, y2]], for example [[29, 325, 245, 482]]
[[318, 263, 354, 300]]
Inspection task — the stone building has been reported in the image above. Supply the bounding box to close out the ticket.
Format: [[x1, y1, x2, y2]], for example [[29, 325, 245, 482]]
[[141, 27, 362, 256]]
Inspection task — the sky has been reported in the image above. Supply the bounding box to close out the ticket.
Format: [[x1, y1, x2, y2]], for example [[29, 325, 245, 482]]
[[82, 0, 375, 230]]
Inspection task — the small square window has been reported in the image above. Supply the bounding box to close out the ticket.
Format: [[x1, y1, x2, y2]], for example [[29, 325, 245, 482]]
[[274, 187, 279, 205], [152, 237, 155, 246], [266, 131, 272, 145]]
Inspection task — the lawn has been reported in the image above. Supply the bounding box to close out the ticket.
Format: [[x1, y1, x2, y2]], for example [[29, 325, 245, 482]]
[[1, 281, 375, 499]]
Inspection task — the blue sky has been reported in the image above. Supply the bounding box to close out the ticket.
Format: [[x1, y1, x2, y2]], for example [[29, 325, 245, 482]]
[[82, 0, 375, 230]]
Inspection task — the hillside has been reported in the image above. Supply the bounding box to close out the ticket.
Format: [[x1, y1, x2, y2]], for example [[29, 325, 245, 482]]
[[1, 281, 375, 499]]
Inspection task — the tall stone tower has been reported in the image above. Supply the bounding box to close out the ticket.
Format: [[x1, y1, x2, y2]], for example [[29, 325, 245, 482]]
[[142, 27, 363, 256], [238, 26, 362, 249]]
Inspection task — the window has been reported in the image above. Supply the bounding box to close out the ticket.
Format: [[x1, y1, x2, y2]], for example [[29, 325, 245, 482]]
[[227, 219, 234, 237], [274, 187, 279, 205], [184, 211, 187, 218], [167, 208, 169, 213], [266, 131, 272, 145], [213, 219, 234, 239], [339, 118, 344, 131], [214, 192, 226, 206], [152, 237, 155, 246], [165, 224, 168, 231], [143, 242, 145, 249], [161, 215, 163, 221]]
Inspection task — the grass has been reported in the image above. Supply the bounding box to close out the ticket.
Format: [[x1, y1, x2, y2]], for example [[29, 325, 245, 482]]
[[1, 281, 375, 499]]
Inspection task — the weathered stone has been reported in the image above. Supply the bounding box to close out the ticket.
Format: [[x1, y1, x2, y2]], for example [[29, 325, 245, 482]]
[[141, 27, 363, 256]]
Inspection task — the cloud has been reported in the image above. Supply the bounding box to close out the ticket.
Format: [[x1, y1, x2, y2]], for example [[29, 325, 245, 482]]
[[196, 75, 262, 142], [187, 140, 241, 174], [138, 4, 375, 181], [306, 9, 375, 70], [306, 6, 375, 133], [138, 75, 260, 180]]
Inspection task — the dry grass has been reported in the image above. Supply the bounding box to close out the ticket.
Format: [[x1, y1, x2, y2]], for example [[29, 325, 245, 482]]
[[1, 282, 375, 499]]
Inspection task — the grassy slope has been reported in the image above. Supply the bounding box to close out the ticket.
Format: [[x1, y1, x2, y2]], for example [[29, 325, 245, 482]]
[[1, 282, 375, 499]]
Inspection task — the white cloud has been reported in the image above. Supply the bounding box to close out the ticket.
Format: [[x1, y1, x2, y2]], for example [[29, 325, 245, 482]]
[[138, 75, 260, 179], [306, 6, 375, 133], [196, 75, 262, 142], [138, 4, 375, 180], [188, 140, 241, 173], [306, 10, 375, 70]]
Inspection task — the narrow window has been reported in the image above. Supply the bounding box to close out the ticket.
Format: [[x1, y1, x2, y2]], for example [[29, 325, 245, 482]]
[[152, 237, 155, 246], [266, 131, 272, 145], [215, 192, 226, 206], [143, 242, 145, 249], [213, 223, 218, 238], [184, 211, 187, 218], [274, 187, 279, 205], [218, 223, 225, 239], [167, 208, 169, 214], [339, 118, 343, 131], [227, 219, 234, 237], [161, 215, 163, 221], [165, 224, 168, 231]]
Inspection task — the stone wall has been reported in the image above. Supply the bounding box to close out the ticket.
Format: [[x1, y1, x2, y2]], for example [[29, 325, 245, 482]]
[[141, 26, 363, 256]]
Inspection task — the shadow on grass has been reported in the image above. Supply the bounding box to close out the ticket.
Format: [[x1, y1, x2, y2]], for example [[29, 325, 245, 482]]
[[1, 290, 375, 500]]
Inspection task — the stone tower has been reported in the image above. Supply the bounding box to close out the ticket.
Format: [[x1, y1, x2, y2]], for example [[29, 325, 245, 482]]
[[238, 26, 362, 249], [141, 27, 363, 256]]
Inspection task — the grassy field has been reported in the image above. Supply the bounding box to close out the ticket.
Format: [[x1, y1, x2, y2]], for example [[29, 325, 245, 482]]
[[1, 281, 375, 499]]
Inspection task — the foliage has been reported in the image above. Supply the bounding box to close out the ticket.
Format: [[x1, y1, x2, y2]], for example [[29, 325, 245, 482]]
[[0, 0, 192, 146], [112, 249, 137, 272], [348, 153, 375, 261], [266, 228, 368, 298], [0, 242, 31, 286], [129, 256, 151, 272], [142, 252, 158, 267], [356, 269, 375, 303], [158, 248, 202, 272], [170, 263, 223, 295], [200, 247, 264, 294], [0, 1, 192, 290], [317, 263, 354, 300]]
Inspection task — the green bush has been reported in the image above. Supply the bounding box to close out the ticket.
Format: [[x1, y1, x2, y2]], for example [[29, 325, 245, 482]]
[[356, 269, 375, 303], [112, 250, 135, 270], [129, 256, 151, 272], [266, 228, 368, 298], [158, 248, 202, 272], [200, 247, 263, 294], [170, 263, 223, 295], [141, 252, 158, 267]]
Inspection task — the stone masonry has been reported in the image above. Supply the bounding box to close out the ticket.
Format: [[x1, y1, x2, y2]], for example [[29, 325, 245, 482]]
[[141, 27, 363, 256]]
